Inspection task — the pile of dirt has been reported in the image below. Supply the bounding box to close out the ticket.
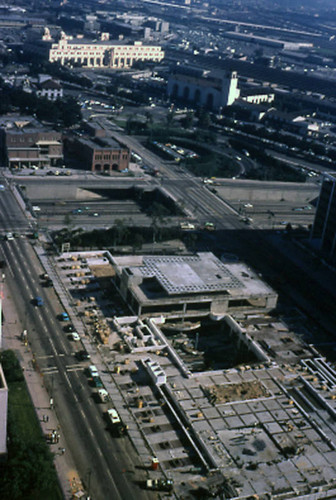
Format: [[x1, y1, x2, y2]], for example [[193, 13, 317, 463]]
[[90, 264, 115, 278], [205, 380, 270, 404]]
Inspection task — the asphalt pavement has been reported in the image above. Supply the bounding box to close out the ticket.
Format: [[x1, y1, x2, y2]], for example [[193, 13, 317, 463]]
[[2, 278, 82, 499]]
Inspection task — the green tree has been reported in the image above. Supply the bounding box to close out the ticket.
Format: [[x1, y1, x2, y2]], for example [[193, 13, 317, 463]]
[[181, 110, 194, 129], [132, 233, 144, 252], [198, 110, 211, 129], [166, 110, 175, 128], [113, 218, 129, 246], [63, 213, 73, 230], [145, 110, 153, 126], [0, 350, 23, 382]]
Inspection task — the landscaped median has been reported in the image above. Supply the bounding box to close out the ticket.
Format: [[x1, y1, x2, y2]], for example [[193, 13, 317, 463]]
[[0, 350, 62, 500]]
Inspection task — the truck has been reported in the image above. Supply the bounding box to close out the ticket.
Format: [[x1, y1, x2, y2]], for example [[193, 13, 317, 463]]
[[145, 479, 173, 492], [41, 273, 53, 287], [204, 222, 215, 231], [180, 222, 195, 230], [106, 408, 128, 436], [148, 167, 159, 177], [98, 388, 110, 403]]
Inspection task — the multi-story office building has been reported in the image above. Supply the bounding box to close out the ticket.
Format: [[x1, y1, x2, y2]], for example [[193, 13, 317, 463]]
[[310, 173, 336, 263]]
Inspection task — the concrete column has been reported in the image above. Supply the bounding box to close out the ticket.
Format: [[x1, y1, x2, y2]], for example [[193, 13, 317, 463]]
[[321, 181, 335, 244]]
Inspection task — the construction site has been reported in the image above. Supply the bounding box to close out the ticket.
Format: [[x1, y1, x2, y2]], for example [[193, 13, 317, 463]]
[[47, 249, 336, 499]]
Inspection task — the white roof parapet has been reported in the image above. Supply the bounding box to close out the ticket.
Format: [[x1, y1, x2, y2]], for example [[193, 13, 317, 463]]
[[142, 357, 167, 386]]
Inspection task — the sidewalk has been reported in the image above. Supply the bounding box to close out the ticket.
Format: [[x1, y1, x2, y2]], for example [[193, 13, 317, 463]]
[[2, 282, 82, 500]]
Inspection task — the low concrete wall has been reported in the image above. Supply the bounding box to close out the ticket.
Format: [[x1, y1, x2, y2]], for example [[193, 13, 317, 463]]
[[216, 180, 319, 203]]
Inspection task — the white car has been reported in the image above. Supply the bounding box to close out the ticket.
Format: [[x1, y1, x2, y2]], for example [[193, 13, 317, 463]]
[[70, 332, 80, 341], [89, 365, 99, 378], [5, 232, 14, 241]]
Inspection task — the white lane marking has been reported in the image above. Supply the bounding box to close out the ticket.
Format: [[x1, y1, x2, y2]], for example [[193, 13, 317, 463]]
[[5, 258, 14, 278]]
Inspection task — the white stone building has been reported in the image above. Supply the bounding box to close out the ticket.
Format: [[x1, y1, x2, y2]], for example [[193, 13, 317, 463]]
[[167, 67, 240, 111], [49, 32, 164, 69]]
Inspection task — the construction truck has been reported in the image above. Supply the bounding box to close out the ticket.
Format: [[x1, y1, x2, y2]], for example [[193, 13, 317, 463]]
[[145, 478, 173, 492]]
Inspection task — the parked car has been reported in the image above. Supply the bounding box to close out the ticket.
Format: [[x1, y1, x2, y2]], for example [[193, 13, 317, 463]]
[[59, 312, 70, 321], [70, 332, 80, 341], [76, 350, 90, 361]]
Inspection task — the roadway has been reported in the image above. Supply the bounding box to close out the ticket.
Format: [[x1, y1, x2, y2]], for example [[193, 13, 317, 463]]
[[0, 177, 153, 500], [105, 128, 316, 230], [0, 177, 31, 235]]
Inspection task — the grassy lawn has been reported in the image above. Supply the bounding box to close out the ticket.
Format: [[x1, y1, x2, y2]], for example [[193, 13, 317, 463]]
[[8, 381, 43, 444], [0, 351, 63, 500]]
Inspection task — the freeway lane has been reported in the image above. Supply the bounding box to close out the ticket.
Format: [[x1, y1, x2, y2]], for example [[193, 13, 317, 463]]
[[1, 236, 151, 500], [0, 177, 31, 234]]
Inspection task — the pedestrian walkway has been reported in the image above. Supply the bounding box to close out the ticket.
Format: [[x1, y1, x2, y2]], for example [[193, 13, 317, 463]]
[[2, 281, 82, 500]]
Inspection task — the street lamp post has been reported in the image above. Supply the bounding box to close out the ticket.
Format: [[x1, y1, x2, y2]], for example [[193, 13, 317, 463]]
[[0, 273, 5, 348]]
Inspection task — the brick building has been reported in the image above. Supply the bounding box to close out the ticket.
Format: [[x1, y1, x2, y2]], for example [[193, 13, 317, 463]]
[[0, 116, 63, 168], [67, 135, 129, 173]]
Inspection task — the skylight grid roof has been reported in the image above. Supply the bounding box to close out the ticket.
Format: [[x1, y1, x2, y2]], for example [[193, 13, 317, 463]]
[[138, 255, 242, 295]]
